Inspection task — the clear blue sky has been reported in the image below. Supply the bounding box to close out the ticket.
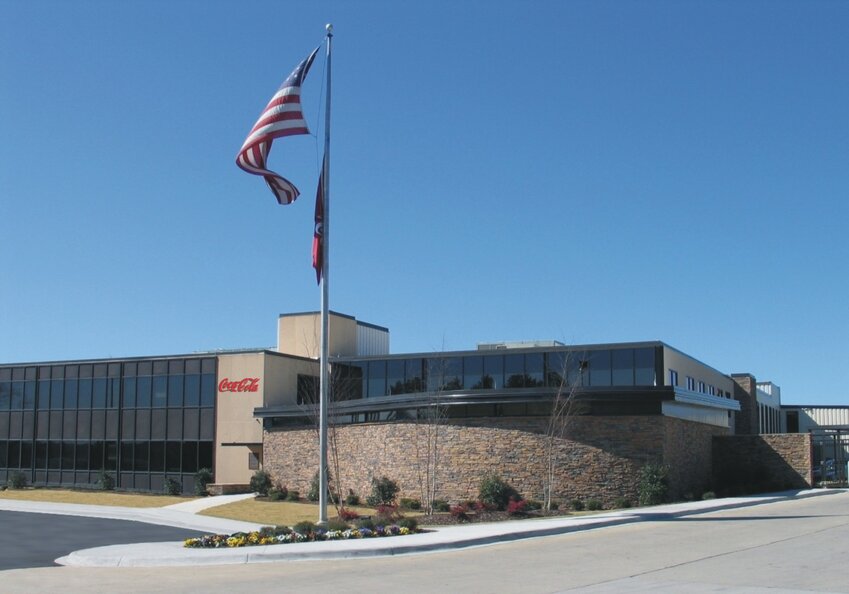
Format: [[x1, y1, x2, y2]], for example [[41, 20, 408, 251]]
[[1, 1, 847, 406]]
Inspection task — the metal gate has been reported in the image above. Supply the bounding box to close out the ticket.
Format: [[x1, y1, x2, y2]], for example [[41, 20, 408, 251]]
[[811, 429, 849, 485]]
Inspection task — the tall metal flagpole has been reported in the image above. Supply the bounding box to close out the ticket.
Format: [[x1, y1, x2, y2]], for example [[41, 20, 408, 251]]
[[317, 23, 332, 526]]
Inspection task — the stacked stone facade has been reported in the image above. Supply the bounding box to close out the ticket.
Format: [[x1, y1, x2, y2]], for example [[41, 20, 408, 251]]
[[713, 433, 813, 492], [731, 373, 759, 435], [263, 415, 728, 507]]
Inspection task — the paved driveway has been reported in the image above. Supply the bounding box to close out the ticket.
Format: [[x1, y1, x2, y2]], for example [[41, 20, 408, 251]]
[[0, 511, 206, 570]]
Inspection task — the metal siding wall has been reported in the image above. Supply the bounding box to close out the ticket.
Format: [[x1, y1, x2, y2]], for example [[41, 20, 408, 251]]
[[356, 324, 389, 356]]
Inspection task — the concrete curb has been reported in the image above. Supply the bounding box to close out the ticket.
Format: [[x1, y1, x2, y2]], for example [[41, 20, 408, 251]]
[[54, 488, 847, 567]]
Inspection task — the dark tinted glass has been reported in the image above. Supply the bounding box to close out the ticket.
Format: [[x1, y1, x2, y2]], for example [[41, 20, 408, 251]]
[[182, 442, 198, 473], [134, 441, 149, 471], [482, 355, 503, 389], [367, 360, 386, 397], [75, 442, 89, 470], [150, 441, 164, 471], [10, 383, 24, 409], [92, 378, 107, 408], [612, 349, 634, 386], [200, 374, 216, 407], [166, 441, 181, 472], [0, 382, 9, 410], [61, 441, 75, 469], [634, 348, 655, 385], [64, 379, 78, 408], [184, 374, 200, 406], [589, 350, 611, 386], [152, 376, 167, 408], [168, 375, 183, 407], [137, 376, 152, 408], [78, 378, 92, 409], [387, 360, 405, 395], [464, 356, 483, 389], [48, 380, 63, 409], [123, 377, 136, 408], [23, 382, 36, 409], [198, 441, 213, 470]]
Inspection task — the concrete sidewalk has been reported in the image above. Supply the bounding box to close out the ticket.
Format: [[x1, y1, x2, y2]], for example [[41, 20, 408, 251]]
[[41, 488, 844, 567]]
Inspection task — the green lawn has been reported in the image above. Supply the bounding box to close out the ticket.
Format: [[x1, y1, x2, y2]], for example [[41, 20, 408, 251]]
[[0, 487, 195, 508]]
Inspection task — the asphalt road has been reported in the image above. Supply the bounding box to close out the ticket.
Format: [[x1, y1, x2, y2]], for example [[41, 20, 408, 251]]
[[0, 511, 206, 571], [2, 492, 848, 593]]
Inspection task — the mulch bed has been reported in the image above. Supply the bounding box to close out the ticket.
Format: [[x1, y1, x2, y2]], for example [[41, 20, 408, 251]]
[[415, 509, 572, 526]]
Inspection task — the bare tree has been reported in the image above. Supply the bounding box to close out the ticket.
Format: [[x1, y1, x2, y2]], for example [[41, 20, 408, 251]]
[[411, 356, 456, 514], [296, 362, 349, 516], [542, 351, 584, 511]]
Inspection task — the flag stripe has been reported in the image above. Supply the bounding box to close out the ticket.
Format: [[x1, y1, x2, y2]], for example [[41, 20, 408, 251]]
[[236, 46, 320, 205]]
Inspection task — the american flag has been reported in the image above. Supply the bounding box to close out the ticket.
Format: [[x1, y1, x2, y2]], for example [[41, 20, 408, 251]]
[[236, 47, 319, 205]]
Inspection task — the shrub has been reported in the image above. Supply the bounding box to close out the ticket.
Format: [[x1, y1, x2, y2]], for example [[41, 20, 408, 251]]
[[344, 490, 360, 506], [638, 462, 670, 506], [398, 517, 418, 531], [400, 497, 422, 510], [307, 470, 334, 502], [450, 504, 471, 522], [7, 471, 27, 490], [432, 499, 450, 512], [259, 525, 291, 538], [326, 518, 350, 531], [268, 488, 285, 501], [507, 498, 528, 516], [525, 499, 543, 511], [293, 520, 316, 535], [702, 491, 716, 500], [366, 476, 399, 507], [355, 517, 376, 530], [586, 498, 602, 511], [250, 469, 272, 496], [285, 490, 300, 502], [338, 508, 359, 521], [478, 474, 520, 511], [570, 499, 585, 511], [96, 470, 115, 491], [550, 501, 560, 511], [164, 478, 182, 496], [194, 468, 213, 496], [375, 504, 401, 524], [613, 497, 632, 509]]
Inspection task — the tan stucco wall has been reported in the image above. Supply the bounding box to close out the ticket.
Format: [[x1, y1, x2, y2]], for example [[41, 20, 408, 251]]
[[215, 353, 265, 484], [263, 353, 318, 408], [663, 346, 733, 395], [214, 351, 319, 484], [277, 312, 358, 358]]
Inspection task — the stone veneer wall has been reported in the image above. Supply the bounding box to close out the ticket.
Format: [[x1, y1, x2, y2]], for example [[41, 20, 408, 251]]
[[712, 433, 813, 492], [263, 415, 728, 506], [731, 374, 759, 435]]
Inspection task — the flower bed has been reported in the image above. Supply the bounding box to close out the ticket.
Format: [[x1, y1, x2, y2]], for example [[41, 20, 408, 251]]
[[184, 524, 417, 549]]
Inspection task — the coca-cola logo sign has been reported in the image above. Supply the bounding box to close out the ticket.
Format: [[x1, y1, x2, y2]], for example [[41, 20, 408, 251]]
[[218, 377, 260, 393]]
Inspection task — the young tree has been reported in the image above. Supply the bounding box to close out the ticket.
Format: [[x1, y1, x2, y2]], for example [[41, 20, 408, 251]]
[[412, 356, 456, 514], [542, 350, 585, 511]]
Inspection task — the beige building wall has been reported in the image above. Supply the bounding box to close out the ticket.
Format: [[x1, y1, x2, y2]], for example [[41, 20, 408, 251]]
[[215, 352, 266, 485], [214, 351, 319, 485], [277, 312, 359, 358], [263, 352, 318, 408], [663, 346, 734, 396]]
